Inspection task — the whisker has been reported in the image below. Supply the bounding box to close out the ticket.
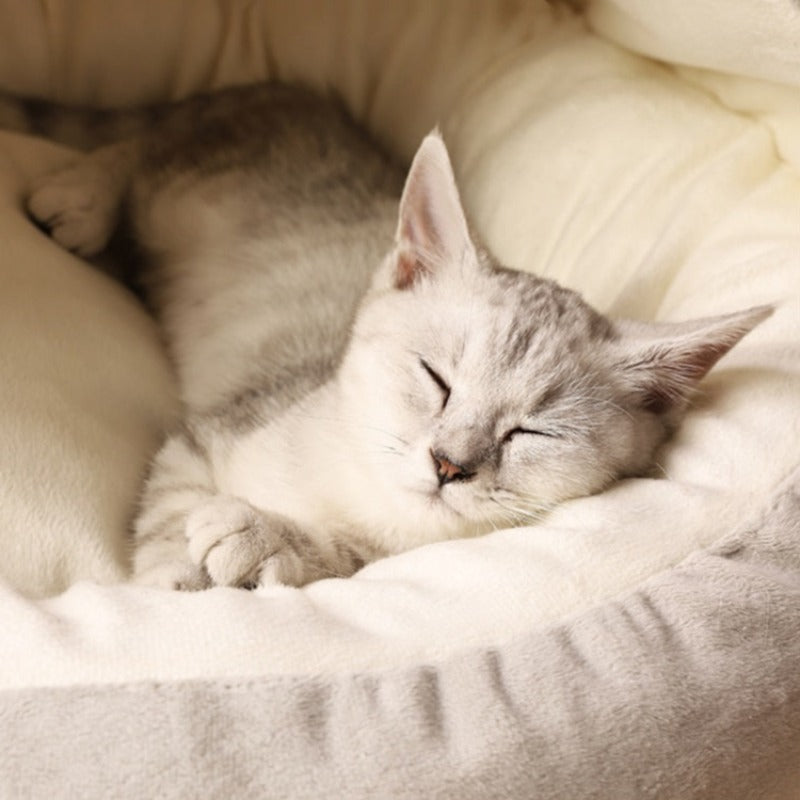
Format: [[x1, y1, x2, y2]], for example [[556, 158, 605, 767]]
[[652, 460, 670, 479], [291, 410, 410, 447]]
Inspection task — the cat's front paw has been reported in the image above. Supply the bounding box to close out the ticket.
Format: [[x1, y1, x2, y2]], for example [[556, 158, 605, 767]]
[[185, 496, 306, 588], [28, 160, 120, 256], [133, 560, 211, 592]]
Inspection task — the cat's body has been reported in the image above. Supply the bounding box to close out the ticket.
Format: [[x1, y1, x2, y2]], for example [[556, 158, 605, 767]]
[[5, 83, 771, 589]]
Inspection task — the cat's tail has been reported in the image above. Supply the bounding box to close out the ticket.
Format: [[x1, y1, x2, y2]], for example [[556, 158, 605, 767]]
[[0, 91, 157, 150]]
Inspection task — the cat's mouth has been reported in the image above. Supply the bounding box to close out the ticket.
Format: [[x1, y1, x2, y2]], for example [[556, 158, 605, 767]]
[[416, 486, 465, 519]]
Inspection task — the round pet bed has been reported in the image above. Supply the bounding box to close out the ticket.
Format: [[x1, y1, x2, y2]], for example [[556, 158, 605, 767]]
[[1, 2, 799, 797]]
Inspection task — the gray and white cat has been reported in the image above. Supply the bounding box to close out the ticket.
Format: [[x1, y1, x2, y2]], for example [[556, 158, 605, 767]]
[[8, 83, 770, 590]]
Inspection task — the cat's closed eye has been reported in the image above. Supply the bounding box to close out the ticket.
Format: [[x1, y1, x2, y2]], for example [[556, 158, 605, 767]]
[[502, 427, 559, 444], [419, 359, 450, 409]]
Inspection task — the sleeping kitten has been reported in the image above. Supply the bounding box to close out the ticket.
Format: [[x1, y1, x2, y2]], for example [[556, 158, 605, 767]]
[[10, 83, 770, 590]]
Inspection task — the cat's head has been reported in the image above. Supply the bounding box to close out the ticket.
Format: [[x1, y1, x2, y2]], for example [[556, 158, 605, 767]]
[[339, 132, 771, 545]]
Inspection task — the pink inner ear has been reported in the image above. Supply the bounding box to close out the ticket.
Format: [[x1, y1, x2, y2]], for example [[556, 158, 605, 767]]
[[634, 344, 731, 414], [626, 306, 773, 415], [392, 132, 475, 290], [395, 250, 426, 289], [394, 207, 431, 288]]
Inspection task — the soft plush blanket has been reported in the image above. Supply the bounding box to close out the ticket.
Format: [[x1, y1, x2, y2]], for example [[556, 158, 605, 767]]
[[4, 468, 800, 799], [1, 0, 799, 797]]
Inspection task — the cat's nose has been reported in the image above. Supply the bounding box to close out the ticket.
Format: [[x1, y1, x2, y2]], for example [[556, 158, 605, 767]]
[[430, 449, 475, 487]]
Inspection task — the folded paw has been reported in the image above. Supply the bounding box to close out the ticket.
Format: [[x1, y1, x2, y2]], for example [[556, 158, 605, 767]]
[[133, 560, 211, 592], [185, 495, 307, 588], [28, 159, 120, 257]]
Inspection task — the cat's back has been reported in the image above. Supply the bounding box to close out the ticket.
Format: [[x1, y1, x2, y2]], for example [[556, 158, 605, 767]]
[[131, 83, 404, 414], [134, 82, 403, 256]]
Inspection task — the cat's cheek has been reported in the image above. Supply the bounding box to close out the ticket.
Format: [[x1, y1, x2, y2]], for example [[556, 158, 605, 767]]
[[517, 446, 612, 506], [499, 447, 575, 507]]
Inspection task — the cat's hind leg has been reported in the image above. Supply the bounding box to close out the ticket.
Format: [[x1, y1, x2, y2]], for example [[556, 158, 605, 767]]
[[28, 139, 139, 257]]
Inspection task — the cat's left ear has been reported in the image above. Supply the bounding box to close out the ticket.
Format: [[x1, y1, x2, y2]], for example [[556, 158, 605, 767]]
[[614, 305, 773, 416], [392, 131, 477, 289]]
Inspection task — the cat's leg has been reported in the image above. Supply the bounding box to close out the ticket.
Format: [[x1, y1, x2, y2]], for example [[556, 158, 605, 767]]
[[134, 427, 376, 590], [132, 425, 216, 591], [184, 495, 380, 589], [27, 139, 140, 257]]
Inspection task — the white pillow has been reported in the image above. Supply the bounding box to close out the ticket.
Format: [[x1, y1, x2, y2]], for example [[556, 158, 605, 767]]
[[587, 0, 800, 87]]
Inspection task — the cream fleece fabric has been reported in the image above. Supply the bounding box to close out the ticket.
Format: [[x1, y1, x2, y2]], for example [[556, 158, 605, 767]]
[[0, 0, 797, 690], [3, 466, 800, 800]]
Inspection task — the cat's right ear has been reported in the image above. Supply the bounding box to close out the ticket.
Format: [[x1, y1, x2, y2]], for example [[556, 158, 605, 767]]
[[614, 304, 773, 417], [391, 131, 476, 290]]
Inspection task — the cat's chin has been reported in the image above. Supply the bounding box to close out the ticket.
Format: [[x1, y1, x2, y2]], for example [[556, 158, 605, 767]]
[[404, 486, 491, 538], [423, 490, 464, 519]]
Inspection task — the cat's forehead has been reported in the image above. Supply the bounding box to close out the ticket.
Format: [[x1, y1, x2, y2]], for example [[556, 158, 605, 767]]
[[488, 267, 597, 319], [476, 268, 612, 366]]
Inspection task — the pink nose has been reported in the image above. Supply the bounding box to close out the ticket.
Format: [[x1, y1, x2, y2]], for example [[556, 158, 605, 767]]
[[430, 450, 474, 487]]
